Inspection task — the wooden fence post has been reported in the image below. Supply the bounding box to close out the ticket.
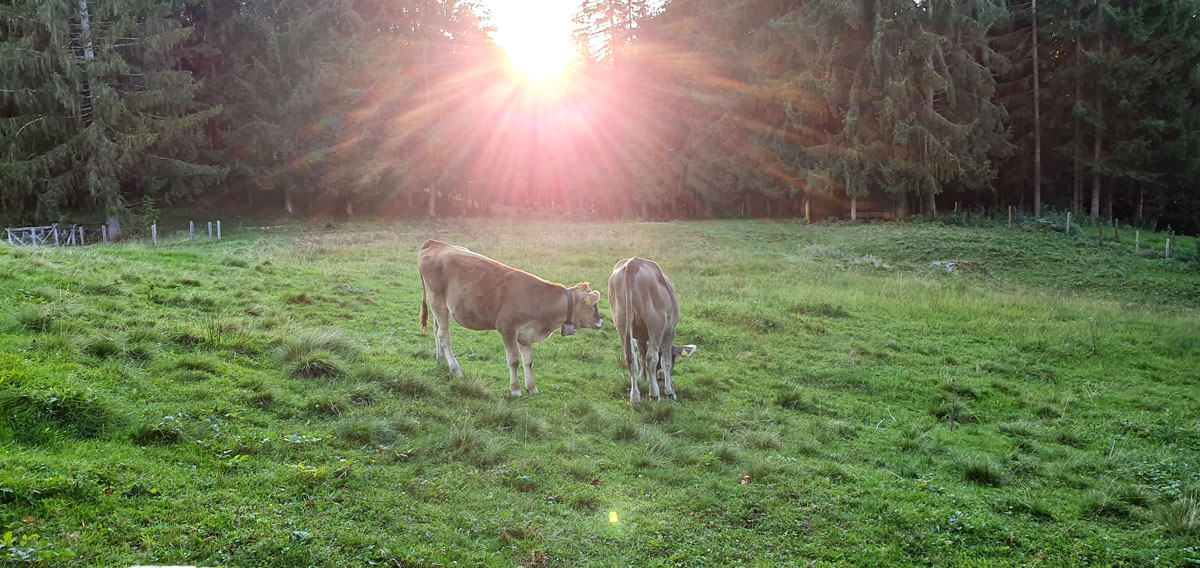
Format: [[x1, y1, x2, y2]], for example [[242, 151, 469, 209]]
[[1165, 237, 1171, 260], [217, 220, 221, 240], [102, 225, 108, 244], [190, 221, 195, 242], [151, 223, 157, 246], [1008, 206, 1012, 228], [1135, 230, 1139, 252], [1114, 220, 1119, 243], [208, 221, 213, 240], [1066, 212, 1071, 235]]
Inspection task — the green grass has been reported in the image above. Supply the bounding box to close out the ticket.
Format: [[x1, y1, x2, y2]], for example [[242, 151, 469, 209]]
[[0, 219, 1198, 566]]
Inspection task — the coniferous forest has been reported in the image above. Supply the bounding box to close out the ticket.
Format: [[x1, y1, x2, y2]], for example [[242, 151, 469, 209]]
[[3, 1, 1200, 233]]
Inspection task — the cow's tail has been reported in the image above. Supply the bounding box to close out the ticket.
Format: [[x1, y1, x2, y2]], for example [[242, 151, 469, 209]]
[[419, 275, 429, 335], [623, 259, 639, 367]]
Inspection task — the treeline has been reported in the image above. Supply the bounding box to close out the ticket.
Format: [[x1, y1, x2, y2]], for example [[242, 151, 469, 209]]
[[3, 1, 1200, 233], [583, 0, 1200, 231]]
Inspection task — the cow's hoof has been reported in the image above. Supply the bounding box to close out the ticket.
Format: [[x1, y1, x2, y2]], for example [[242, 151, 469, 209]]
[[526, 387, 539, 396], [510, 389, 523, 398]]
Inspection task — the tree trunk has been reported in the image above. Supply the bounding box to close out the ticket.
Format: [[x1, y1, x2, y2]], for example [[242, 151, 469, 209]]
[[803, 193, 811, 222], [427, 186, 436, 217], [896, 192, 909, 220], [1136, 187, 1144, 223], [79, 0, 97, 128], [346, 199, 353, 217], [925, 191, 937, 216], [1072, 16, 1083, 213], [1105, 185, 1113, 223], [850, 195, 857, 221], [284, 191, 294, 215], [1032, 0, 1042, 217], [1090, 4, 1104, 219]]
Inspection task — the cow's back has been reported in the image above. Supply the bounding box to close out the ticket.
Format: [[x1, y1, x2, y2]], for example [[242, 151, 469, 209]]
[[419, 240, 558, 332], [419, 240, 510, 291], [610, 258, 679, 339]]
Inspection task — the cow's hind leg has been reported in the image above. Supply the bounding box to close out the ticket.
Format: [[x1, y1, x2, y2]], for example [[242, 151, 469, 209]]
[[625, 333, 641, 403], [432, 304, 461, 377], [433, 315, 445, 364], [518, 341, 538, 396], [644, 339, 662, 401], [501, 330, 522, 397]]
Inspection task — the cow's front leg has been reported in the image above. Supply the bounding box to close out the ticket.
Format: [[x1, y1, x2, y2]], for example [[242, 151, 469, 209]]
[[500, 330, 522, 397], [518, 341, 538, 396], [660, 356, 676, 401]]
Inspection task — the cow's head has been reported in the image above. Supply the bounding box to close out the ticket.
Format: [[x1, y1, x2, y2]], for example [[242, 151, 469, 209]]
[[657, 344, 697, 380], [569, 283, 603, 330]]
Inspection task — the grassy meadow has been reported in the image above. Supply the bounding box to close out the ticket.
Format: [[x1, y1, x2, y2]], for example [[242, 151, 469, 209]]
[[1, 219, 1198, 566]]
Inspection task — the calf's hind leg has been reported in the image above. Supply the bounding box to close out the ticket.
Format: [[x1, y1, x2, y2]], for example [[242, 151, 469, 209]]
[[431, 303, 462, 377], [643, 339, 662, 401]]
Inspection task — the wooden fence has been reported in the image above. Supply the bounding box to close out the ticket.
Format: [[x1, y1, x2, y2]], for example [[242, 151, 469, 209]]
[[4, 220, 223, 247]]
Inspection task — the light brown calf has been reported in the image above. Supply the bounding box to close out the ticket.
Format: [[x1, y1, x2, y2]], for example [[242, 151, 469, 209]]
[[608, 257, 695, 403], [418, 240, 602, 397]]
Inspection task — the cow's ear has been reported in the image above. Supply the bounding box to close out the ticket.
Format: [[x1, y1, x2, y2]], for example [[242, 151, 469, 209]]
[[679, 344, 696, 358], [587, 290, 600, 306]]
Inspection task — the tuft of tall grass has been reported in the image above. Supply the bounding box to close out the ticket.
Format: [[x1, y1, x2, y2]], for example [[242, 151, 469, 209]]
[[448, 377, 489, 399], [277, 328, 357, 365], [287, 350, 346, 379], [13, 305, 54, 332], [1158, 495, 1200, 537], [83, 336, 123, 359], [130, 422, 182, 445], [742, 429, 783, 450], [335, 415, 395, 446], [445, 422, 505, 467], [960, 455, 1005, 486]]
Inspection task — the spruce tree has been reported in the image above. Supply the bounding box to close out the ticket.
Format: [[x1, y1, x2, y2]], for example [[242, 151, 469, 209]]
[[1, 0, 224, 221]]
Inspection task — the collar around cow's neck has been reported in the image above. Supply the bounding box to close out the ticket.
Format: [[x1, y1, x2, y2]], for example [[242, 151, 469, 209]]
[[565, 287, 574, 324]]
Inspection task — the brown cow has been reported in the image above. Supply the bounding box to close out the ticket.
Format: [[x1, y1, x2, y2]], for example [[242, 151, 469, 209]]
[[609, 257, 696, 403], [418, 240, 602, 397]]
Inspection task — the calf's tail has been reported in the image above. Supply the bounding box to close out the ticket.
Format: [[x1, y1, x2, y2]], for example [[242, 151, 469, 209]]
[[623, 259, 639, 365], [419, 276, 429, 334]]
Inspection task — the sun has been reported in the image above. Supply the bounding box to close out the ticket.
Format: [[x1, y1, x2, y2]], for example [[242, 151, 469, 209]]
[[504, 42, 574, 81], [486, 0, 577, 81]]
